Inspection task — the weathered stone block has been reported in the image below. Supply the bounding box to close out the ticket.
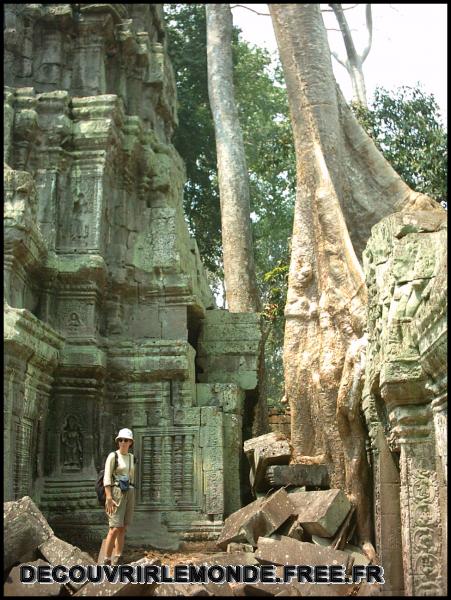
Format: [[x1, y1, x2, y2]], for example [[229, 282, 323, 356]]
[[159, 305, 187, 340], [266, 464, 330, 489], [246, 436, 292, 493], [227, 542, 254, 553], [4, 559, 63, 597], [74, 557, 161, 596], [38, 535, 94, 566], [4, 496, 54, 572], [197, 310, 262, 390], [243, 432, 289, 457], [196, 383, 244, 414], [216, 489, 295, 549], [343, 544, 370, 567], [288, 489, 352, 537], [38, 535, 95, 591], [193, 551, 258, 567], [275, 515, 304, 542], [255, 536, 354, 574], [153, 583, 210, 596]]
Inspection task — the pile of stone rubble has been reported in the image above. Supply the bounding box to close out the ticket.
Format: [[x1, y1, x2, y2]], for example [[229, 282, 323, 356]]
[[4, 433, 380, 597]]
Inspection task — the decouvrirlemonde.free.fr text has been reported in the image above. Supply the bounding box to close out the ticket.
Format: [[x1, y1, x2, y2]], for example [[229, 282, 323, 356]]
[[20, 563, 384, 585]]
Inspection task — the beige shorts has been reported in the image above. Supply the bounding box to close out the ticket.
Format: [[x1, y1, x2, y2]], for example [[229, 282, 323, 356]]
[[106, 485, 135, 528]]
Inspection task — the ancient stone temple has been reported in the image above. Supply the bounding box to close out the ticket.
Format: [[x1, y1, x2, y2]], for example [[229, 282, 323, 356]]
[[4, 3, 261, 549], [363, 210, 447, 596]]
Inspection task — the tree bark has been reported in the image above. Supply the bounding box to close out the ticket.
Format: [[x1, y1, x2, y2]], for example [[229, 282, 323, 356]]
[[206, 3, 260, 313], [206, 5, 267, 436], [269, 2, 440, 542], [336, 335, 376, 560]]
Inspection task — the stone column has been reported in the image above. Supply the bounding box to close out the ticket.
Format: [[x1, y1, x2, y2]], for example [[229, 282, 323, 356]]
[[390, 404, 444, 596]]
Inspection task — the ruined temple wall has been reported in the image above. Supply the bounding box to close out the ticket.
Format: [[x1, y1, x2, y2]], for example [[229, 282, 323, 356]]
[[4, 3, 261, 547], [363, 209, 447, 596], [4, 163, 65, 502]]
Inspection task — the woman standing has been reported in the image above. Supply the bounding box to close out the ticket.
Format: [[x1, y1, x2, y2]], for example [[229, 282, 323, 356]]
[[103, 428, 136, 565]]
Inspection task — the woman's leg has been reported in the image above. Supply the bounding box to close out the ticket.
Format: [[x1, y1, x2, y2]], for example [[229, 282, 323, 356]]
[[113, 526, 126, 556], [104, 527, 119, 561], [114, 489, 134, 558]]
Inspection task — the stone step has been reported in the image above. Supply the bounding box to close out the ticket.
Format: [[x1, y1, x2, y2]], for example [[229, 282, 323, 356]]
[[42, 479, 96, 488], [41, 487, 95, 495]]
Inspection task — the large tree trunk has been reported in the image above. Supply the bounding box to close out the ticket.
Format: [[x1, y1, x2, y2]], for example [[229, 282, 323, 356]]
[[269, 3, 440, 548], [206, 5, 267, 436], [206, 3, 260, 313]]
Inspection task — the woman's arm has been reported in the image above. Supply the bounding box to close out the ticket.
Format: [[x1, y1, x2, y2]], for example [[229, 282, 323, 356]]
[[103, 452, 118, 514]]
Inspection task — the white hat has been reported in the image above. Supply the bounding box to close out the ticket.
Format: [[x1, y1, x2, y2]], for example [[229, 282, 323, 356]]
[[115, 428, 133, 442]]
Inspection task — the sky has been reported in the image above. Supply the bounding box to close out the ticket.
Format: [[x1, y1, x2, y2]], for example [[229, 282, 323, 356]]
[[231, 3, 447, 124]]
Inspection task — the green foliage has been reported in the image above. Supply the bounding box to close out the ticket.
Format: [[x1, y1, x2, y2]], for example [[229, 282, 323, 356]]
[[352, 86, 447, 204], [164, 4, 295, 279], [164, 4, 295, 405], [164, 4, 221, 275], [262, 263, 289, 322]]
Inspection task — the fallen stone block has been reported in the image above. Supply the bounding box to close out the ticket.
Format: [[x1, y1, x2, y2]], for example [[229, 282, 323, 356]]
[[255, 536, 354, 575], [227, 542, 254, 553], [240, 581, 285, 596], [244, 432, 289, 473], [330, 505, 356, 550], [153, 583, 211, 596], [274, 589, 303, 597], [4, 559, 63, 597], [243, 432, 289, 458], [192, 551, 258, 567], [343, 544, 370, 567], [311, 534, 333, 546], [38, 535, 95, 592], [251, 440, 292, 492], [238, 575, 305, 597], [4, 496, 54, 572], [288, 490, 351, 537], [265, 464, 330, 489], [216, 496, 265, 549], [275, 515, 304, 542], [204, 581, 235, 596], [74, 557, 160, 596], [295, 582, 357, 596], [216, 488, 295, 549], [355, 581, 384, 596], [244, 433, 291, 493]]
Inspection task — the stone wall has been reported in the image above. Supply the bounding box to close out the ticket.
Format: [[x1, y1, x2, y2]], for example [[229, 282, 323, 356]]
[[4, 3, 261, 549], [363, 209, 447, 596]]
